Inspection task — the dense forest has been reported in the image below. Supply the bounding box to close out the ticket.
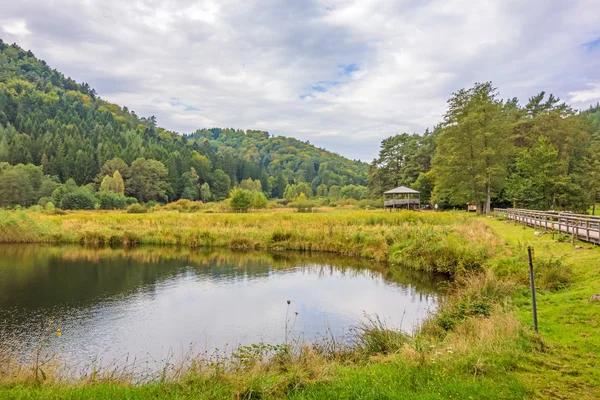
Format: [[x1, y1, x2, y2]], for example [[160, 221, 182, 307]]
[[369, 83, 600, 213], [2, 39, 600, 213], [0, 40, 368, 208]]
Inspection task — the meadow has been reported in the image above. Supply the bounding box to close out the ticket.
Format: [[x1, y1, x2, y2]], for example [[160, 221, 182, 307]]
[[0, 208, 496, 274], [0, 208, 598, 399]]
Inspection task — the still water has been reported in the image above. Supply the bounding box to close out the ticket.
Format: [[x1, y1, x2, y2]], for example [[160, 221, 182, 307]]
[[0, 245, 444, 374]]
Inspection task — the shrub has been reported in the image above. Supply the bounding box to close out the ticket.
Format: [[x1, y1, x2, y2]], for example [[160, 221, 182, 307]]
[[270, 229, 293, 242], [289, 193, 318, 213], [126, 204, 147, 214], [352, 314, 408, 354], [28, 205, 43, 213], [125, 197, 138, 205], [164, 199, 206, 212], [145, 200, 159, 208], [535, 257, 572, 290], [98, 192, 128, 210], [250, 192, 268, 209], [357, 199, 384, 209], [37, 197, 52, 207], [230, 188, 253, 212], [60, 189, 96, 210], [44, 202, 56, 214]]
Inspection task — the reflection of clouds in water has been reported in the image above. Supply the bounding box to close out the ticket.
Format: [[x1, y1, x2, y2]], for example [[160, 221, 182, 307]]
[[0, 246, 444, 377]]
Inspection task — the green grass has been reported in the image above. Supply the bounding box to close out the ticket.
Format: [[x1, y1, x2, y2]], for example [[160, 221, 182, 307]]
[[1, 211, 599, 399], [485, 219, 600, 399], [0, 209, 490, 274]]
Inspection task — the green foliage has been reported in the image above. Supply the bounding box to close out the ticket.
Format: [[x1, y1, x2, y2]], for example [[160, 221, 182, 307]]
[[200, 182, 212, 202], [230, 188, 253, 211], [352, 314, 408, 354], [289, 193, 318, 213], [60, 188, 96, 210], [180, 167, 199, 200], [250, 191, 268, 209], [432, 83, 513, 213], [388, 224, 493, 274], [369, 129, 438, 197], [128, 158, 170, 202], [0, 42, 367, 209], [126, 204, 147, 214], [211, 169, 231, 201], [239, 178, 262, 192], [99, 170, 125, 195], [284, 182, 313, 200], [339, 184, 368, 200], [98, 192, 128, 210], [412, 172, 433, 205], [0, 166, 34, 207], [370, 84, 598, 212]]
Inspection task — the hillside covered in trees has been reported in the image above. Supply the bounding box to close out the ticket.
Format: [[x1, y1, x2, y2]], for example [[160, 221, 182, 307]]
[[369, 83, 600, 213], [0, 40, 368, 208]]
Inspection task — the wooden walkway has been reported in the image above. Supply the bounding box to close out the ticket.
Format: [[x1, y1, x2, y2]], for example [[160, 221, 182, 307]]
[[494, 208, 600, 245]]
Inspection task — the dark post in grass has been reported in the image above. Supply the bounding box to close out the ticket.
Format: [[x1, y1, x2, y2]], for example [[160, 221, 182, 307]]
[[527, 246, 538, 333]]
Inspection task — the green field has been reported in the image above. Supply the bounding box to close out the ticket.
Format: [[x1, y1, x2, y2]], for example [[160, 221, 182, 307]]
[[0, 210, 598, 399]]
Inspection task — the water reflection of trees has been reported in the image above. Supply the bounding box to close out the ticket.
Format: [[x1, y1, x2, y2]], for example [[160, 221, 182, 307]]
[[0, 245, 446, 316]]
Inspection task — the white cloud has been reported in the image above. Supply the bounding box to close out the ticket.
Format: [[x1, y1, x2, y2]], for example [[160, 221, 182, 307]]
[[569, 84, 600, 104], [1, 0, 599, 160], [1, 19, 30, 36]]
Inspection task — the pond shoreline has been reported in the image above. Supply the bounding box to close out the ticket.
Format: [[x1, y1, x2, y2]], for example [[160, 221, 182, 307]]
[[0, 209, 493, 274], [2, 212, 597, 399]]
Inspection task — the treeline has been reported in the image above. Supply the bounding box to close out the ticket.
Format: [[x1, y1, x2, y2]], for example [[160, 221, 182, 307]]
[[0, 40, 368, 207], [369, 82, 600, 213]]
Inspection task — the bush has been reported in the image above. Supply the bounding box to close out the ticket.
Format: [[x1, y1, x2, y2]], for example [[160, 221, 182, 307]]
[[37, 197, 52, 207], [536, 257, 572, 290], [44, 202, 55, 214], [230, 188, 253, 212], [251, 192, 268, 209], [126, 204, 147, 214], [125, 197, 138, 205], [352, 314, 408, 354], [61, 189, 96, 210], [163, 199, 205, 212], [99, 192, 128, 210], [289, 193, 318, 213], [145, 200, 159, 208], [357, 199, 384, 209]]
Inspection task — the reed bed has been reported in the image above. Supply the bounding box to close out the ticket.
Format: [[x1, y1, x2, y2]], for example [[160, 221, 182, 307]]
[[0, 209, 493, 274]]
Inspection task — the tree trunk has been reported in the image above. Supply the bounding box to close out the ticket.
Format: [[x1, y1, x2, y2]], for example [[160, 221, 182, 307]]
[[485, 185, 491, 214]]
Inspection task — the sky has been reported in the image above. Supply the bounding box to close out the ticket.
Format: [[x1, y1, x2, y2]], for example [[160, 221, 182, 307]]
[[1, 0, 600, 161]]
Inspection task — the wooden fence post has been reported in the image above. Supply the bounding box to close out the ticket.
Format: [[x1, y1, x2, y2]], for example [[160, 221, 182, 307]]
[[527, 246, 538, 333]]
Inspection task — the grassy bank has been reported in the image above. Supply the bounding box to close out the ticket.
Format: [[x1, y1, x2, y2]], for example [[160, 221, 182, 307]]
[[0, 209, 497, 273], [0, 211, 598, 399]]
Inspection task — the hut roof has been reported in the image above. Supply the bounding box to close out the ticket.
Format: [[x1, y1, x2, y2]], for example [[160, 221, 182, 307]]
[[384, 186, 420, 195]]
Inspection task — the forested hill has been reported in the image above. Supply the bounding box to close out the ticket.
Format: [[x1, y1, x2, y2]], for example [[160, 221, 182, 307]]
[[0, 40, 367, 203]]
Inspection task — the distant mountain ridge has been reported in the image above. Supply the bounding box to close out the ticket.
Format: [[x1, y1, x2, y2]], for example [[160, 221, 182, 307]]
[[0, 39, 367, 200]]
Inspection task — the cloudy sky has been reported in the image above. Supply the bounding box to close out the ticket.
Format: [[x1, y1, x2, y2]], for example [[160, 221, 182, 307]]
[[2, 0, 600, 161]]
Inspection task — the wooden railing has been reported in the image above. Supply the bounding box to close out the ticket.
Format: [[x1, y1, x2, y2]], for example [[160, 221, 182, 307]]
[[384, 199, 420, 207], [494, 208, 600, 244]]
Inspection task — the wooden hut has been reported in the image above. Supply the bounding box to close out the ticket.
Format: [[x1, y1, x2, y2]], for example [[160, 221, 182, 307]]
[[384, 186, 420, 210]]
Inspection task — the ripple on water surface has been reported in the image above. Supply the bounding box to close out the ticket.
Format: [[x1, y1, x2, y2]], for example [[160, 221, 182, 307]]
[[0, 245, 446, 377]]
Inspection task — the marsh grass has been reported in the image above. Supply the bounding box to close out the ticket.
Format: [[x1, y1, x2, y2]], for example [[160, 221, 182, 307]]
[[0, 210, 492, 275]]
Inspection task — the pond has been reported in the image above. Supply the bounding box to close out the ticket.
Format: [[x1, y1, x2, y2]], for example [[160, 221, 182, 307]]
[[0, 245, 445, 377]]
